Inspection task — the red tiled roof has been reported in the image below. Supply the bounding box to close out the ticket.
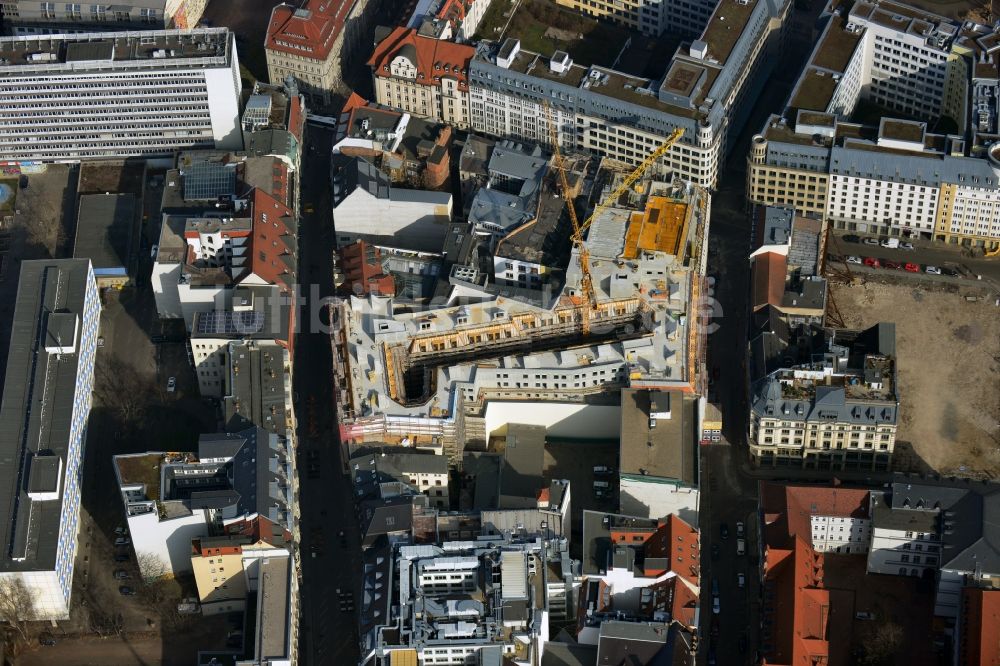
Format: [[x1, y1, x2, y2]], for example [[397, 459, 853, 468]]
[[367, 26, 474, 89], [761, 482, 871, 549], [265, 0, 353, 61], [763, 537, 830, 666], [249, 188, 295, 288], [633, 514, 700, 587], [751, 251, 787, 311], [959, 587, 1000, 666]]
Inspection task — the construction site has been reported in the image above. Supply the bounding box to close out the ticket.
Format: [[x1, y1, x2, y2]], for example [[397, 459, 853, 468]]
[[330, 128, 712, 462]]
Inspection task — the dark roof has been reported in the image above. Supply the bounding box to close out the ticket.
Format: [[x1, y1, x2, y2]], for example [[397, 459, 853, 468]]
[[542, 642, 598, 666], [360, 496, 414, 546], [500, 424, 546, 502], [198, 433, 247, 460], [873, 477, 1000, 573], [73, 193, 135, 275], [619, 389, 697, 483], [596, 621, 673, 666], [0, 259, 94, 573]]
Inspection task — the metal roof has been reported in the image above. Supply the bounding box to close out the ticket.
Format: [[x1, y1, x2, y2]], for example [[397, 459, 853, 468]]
[[0, 259, 95, 573]]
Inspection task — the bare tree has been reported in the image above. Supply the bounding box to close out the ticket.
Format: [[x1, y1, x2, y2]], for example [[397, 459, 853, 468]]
[[861, 621, 904, 665], [136, 551, 168, 583], [94, 355, 152, 426], [0, 577, 36, 653]]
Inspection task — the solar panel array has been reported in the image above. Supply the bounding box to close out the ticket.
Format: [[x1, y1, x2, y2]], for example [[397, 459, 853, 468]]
[[195, 310, 265, 336], [183, 161, 236, 201]]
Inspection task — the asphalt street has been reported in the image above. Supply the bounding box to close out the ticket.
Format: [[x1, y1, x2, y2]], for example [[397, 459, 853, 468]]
[[294, 123, 364, 665]]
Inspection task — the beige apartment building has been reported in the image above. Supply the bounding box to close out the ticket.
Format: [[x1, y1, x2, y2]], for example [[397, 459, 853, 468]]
[[368, 26, 475, 128], [265, 0, 378, 106], [747, 130, 829, 218]]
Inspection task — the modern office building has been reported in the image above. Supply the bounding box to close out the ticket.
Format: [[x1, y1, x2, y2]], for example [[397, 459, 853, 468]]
[[554, 0, 715, 37], [359, 535, 569, 665], [0, 259, 100, 619], [747, 0, 1000, 249], [749, 322, 899, 471], [0, 28, 243, 162], [0, 0, 209, 33], [265, 0, 380, 106], [368, 26, 475, 128]]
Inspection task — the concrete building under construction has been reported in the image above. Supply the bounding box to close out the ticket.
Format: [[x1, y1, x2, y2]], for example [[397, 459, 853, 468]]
[[332, 173, 711, 463]]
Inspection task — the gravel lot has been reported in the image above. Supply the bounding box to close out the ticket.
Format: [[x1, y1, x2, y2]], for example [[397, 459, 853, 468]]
[[832, 280, 1000, 477]]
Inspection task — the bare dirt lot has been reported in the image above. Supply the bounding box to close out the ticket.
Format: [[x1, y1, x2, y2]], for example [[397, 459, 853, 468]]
[[832, 280, 1000, 477]]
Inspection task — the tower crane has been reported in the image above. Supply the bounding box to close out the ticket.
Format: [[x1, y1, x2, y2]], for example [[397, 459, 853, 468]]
[[543, 101, 684, 335]]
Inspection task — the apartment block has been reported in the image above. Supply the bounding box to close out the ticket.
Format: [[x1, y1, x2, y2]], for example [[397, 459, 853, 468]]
[[153, 159, 297, 327], [750, 207, 827, 327], [368, 27, 475, 127], [333, 94, 453, 190], [0, 259, 100, 619], [265, 0, 380, 106], [749, 323, 899, 471], [359, 535, 568, 665], [464, 0, 790, 189], [761, 482, 872, 555], [189, 287, 293, 398], [1, 0, 208, 33], [190, 516, 292, 616], [0, 28, 243, 162], [747, 0, 1000, 249], [554, 0, 715, 37], [868, 479, 1000, 625], [352, 449, 451, 508]]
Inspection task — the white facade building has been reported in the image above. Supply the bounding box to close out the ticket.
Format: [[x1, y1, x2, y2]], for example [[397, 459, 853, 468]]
[[332, 157, 453, 252], [0, 259, 100, 619], [0, 28, 243, 162], [809, 514, 871, 554]]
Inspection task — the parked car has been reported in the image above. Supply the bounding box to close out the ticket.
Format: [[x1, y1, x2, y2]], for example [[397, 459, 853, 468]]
[[167, 377, 176, 392], [941, 267, 959, 277], [880, 237, 899, 248], [925, 265, 942, 275], [720, 523, 729, 540], [113, 569, 130, 580], [114, 537, 130, 547], [900, 241, 914, 250], [737, 573, 746, 588], [842, 234, 861, 243], [855, 611, 875, 620], [150, 244, 158, 260], [903, 262, 920, 273], [882, 259, 901, 270], [118, 586, 136, 596], [736, 521, 745, 537], [114, 526, 127, 536], [737, 538, 746, 556], [38, 633, 56, 646], [863, 257, 881, 268], [863, 237, 879, 245], [846, 255, 863, 265], [712, 596, 720, 614]]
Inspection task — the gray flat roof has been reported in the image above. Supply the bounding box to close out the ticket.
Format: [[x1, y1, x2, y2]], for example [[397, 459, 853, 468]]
[[255, 554, 291, 661], [74, 193, 135, 274], [619, 389, 697, 483], [0, 259, 94, 573]]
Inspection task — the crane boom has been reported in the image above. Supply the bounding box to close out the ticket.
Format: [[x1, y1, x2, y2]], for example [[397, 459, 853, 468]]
[[580, 127, 684, 235], [544, 103, 593, 334]]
